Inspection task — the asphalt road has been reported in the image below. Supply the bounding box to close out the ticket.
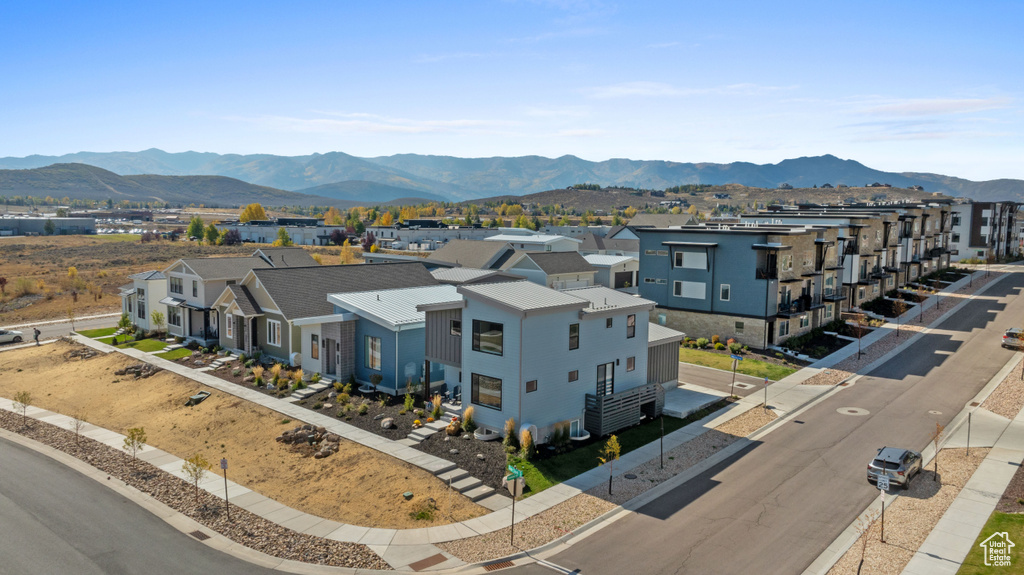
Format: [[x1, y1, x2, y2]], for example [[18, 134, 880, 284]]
[[678, 362, 766, 398], [0, 436, 277, 575], [516, 271, 1024, 575], [0, 315, 118, 345]]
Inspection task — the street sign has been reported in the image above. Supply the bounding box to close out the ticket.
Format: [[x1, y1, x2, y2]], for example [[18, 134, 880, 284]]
[[506, 464, 523, 481], [220, 458, 228, 470], [877, 474, 890, 491], [730, 354, 744, 361]]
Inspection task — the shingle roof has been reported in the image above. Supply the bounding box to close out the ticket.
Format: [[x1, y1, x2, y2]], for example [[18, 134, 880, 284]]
[[427, 239, 513, 269], [180, 256, 273, 280], [328, 285, 461, 330], [128, 270, 166, 281], [458, 281, 587, 314], [578, 232, 639, 254], [504, 251, 595, 275], [563, 286, 654, 313], [627, 213, 697, 228], [251, 262, 438, 320], [253, 247, 319, 268], [227, 284, 263, 316]]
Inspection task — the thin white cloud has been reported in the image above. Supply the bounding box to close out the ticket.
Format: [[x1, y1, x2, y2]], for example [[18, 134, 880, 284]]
[[225, 113, 516, 135], [860, 97, 1011, 117], [584, 81, 795, 99]]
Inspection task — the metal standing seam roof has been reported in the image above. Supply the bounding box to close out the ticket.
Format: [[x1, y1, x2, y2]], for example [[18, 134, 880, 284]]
[[430, 267, 505, 283], [118, 284, 136, 295], [127, 270, 166, 281], [562, 286, 654, 313], [648, 322, 685, 346], [458, 281, 588, 314], [484, 233, 582, 244], [582, 254, 637, 267], [327, 284, 461, 329]]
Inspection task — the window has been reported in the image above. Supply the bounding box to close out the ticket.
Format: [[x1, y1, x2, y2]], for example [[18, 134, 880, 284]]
[[606, 317, 613, 329], [674, 281, 706, 299], [981, 217, 989, 227], [450, 319, 461, 337], [364, 335, 381, 370], [569, 323, 579, 350], [226, 313, 233, 339], [627, 314, 635, 338], [472, 320, 503, 356], [137, 299, 145, 319], [644, 249, 658, 256], [311, 334, 318, 360], [876, 230, 882, 242], [720, 284, 731, 301], [952, 215, 961, 226], [858, 287, 866, 300], [471, 373, 502, 410], [952, 233, 961, 243], [825, 305, 833, 318], [781, 254, 793, 271], [268, 319, 281, 347], [168, 307, 181, 327], [799, 316, 809, 328], [192, 280, 198, 298], [735, 321, 744, 334], [626, 356, 635, 372], [778, 321, 790, 337], [127, 299, 133, 314], [137, 288, 145, 299], [526, 380, 538, 393], [674, 251, 684, 268], [568, 370, 579, 382], [170, 277, 183, 294], [657, 250, 669, 256], [597, 362, 615, 396], [674, 250, 707, 269], [643, 277, 657, 284]]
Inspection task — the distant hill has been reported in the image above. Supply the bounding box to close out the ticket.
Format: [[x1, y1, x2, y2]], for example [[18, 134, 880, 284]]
[[2, 150, 1024, 203], [0, 163, 355, 208], [295, 180, 442, 204]]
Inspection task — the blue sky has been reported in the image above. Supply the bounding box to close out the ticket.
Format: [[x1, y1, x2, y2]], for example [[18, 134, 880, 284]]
[[1, 1, 1021, 180]]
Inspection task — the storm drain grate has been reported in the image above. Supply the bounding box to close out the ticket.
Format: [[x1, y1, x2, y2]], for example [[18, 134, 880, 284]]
[[189, 530, 210, 541], [483, 560, 515, 571]]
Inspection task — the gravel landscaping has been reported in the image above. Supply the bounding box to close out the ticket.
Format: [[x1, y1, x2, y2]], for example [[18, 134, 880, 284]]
[[996, 456, 1024, 514], [826, 448, 990, 575], [981, 357, 1024, 420], [415, 429, 508, 490], [0, 409, 391, 571], [435, 494, 617, 563]]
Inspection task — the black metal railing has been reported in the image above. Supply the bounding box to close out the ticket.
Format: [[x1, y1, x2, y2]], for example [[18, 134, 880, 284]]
[[756, 268, 778, 280]]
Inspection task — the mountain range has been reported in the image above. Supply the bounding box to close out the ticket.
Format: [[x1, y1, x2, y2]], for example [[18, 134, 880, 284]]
[[1, 149, 1023, 205]]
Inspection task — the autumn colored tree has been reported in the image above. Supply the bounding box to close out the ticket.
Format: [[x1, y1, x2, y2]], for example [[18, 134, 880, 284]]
[[340, 239, 356, 264], [379, 212, 394, 226], [323, 206, 344, 225], [239, 203, 268, 223], [361, 231, 376, 251], [272, 227, 293, 246]]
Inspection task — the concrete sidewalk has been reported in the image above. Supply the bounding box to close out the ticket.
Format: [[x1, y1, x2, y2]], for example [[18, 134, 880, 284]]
[[902, 402, 1024, 574]]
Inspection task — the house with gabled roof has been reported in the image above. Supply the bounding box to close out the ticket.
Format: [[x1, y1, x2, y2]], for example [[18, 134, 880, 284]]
[[500, 251, 597, 289], [584, 254, 639, 293], [158, 247, 317, 345], [119, 270, 167, 333], [426, 239, 517, 269], [418, 282, 683, 442], [430, 267, 526, 286], [483, 233, 581, 253], [212, 262, 438, 374]]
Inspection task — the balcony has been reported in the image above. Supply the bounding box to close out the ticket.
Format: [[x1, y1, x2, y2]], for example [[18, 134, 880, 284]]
[[823, 287, 846, 301], [870, 266, 891, 279], [843, 242, 860, 255], [928, 247, 943, 258], [778, 300, 807, 316], [756, 268, 778, 280]]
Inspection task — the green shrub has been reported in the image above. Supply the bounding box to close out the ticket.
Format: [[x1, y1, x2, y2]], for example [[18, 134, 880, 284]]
[[728, 342, 742, 354], [310, 372, 321, 384], [312, 401, 323, 410], [337, 393, 350, 405], [357, 403, 369, 415], [714, 342, 726, 350], [503, 418, 519, 453], [404, 392, 415, 412], [696, 337, 709, 349], [231, 369, 241, 377]]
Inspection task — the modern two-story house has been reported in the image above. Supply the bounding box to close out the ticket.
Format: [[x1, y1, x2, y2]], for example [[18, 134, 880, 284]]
[[418, 282, 682, 442], [119, 270, 167, 333]]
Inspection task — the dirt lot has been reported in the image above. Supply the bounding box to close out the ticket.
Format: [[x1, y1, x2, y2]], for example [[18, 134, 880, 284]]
[[0, 341, 484, 528], [0, 235, 359, 324]]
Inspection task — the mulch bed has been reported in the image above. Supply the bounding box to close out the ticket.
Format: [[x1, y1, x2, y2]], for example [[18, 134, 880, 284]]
[[414, 430, 508, 490], [0, 410, 390, 570], [996, 458, 1024, 513]]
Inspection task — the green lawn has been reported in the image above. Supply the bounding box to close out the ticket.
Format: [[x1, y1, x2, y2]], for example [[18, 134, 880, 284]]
[[679, 348, 798, 381], [77, 327, 118, 338], [115, 338, 168, 352], [510, 399, 730, 496], [957, 512, 1024, 574], [156, 348, 191, 360]]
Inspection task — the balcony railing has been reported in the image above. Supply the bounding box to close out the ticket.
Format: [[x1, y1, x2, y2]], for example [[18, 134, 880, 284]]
[[929, 247, 943, 258], [756, 268, 778, 280], [778, 300, 806, 315], [823, 287, 846, 301], [843, 243, 860, 255]]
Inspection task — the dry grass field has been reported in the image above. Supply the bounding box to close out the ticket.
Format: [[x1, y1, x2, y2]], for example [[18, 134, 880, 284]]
[[0, 341, 484, 528]]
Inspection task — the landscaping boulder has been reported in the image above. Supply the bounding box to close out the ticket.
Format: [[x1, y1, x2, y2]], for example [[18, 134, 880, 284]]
[[381, 418, 394, 429]]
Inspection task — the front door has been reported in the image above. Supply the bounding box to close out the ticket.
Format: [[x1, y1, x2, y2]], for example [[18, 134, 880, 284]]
[[250, 318, 258, 351], [597, 362, 614, 396], [325, 338, 336, 374]]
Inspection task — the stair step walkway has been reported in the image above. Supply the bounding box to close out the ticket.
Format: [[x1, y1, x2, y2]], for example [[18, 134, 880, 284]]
[[437, 468, 470, 484], [462, 484, 496, 502], [450, 476, 482, 492]]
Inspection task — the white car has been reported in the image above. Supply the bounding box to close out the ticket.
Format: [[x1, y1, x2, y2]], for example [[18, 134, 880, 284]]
[[0, 329, 24, 344]]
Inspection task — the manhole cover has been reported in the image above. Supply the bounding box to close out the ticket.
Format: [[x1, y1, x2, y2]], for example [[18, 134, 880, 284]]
[[733, 382, 755, 390], [837, 407, 869, 416], [928, 410, 942, 415], [624, 473, 638, 479]]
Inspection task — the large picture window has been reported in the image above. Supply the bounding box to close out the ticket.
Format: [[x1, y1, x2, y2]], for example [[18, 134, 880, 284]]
[[472, 320, 503, 356], [569, 323, 579, 350], [365, 336, 381, 370], [168, 307, 181, 327], [268, 320, 282, 346], [471, 373, 502, 410]]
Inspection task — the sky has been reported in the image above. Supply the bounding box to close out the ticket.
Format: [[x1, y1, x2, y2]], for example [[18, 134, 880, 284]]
[[1, 1, 1021, 181]]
